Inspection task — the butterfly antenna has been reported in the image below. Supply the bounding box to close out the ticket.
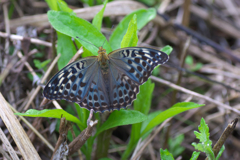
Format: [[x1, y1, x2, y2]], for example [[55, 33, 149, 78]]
[[76, 36, 99, 49], [101, 38, 106, 48]]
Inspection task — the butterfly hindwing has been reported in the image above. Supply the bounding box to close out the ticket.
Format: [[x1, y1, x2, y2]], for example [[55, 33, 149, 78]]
[[108, 63, 139, 111], [78, 66, 110, 112]]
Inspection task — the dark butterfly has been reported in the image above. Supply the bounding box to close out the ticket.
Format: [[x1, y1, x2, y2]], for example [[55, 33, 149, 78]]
[[43, 47, 169, 112]]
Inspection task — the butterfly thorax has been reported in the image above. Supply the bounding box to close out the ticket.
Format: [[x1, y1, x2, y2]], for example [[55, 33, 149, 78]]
[[97, 46, 109, 74]]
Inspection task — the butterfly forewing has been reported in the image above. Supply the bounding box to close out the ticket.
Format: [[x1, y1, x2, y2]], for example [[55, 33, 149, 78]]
[[108, 47, 169, 84], [43, 57, 98, 103]]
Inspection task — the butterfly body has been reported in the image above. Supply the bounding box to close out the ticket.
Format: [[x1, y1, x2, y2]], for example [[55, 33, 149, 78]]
[[43, 47, 169, 112]]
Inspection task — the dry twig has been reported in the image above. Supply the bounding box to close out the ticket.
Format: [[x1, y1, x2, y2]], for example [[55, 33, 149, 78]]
[[68, 109, 98, 155], [0, 93, 41, 159]]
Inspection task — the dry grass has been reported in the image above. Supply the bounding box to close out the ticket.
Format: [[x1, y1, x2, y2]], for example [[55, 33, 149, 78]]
[[0, 0, 240, 159]]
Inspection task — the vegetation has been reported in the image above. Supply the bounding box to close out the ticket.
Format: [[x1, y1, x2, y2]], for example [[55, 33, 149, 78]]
[[0, 0, 239, 159]]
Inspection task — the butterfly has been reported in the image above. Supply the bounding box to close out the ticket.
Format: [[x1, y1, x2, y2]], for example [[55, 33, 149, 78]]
[[43, 46, 169, 113]]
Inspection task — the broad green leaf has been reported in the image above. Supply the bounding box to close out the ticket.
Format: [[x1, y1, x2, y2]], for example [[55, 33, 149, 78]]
[[121, 16, 148, 156], [109, 8, 156, 50], [57, 0, 73, 13], [75, 103, 89, 130], [74, 40, 94, 58], [96, 110, 147, 136], [99, 158, 112, 160], [161, 45, 173, 55], [15, 109, 84, 129], [160, 149, 174, 160], [121, 14, 138, 48], [121, 18, 153, 157], [153, 45, 172, 75], [45, 0, 58, 10], [48, 11, 112, 55], [190, 151, 200, 160], [121, 80, 154, 160], [92, 0, 108, 30], [141, 102, 204, 136], [141, 110, 162, 133], [57, 32, 77, 69], [47, 0, 77, 70], [134, 79, 154, 115]]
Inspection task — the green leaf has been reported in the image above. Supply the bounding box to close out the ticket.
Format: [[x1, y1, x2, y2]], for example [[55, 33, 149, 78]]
[[92, 0, 108, 30], [185, 55, 203, 71], [192, 142, 204, 152], [185, 55, 193, 65], [57, 0, 73, 13], [141, 102, 204, 136], [75, 103, 89, 130], [134, 79, 154, 115], [27, 73, 42, 82], [121, 80, 154, 160], [33, 52, 44, 58], [74, 40, 94, 58], [190, 151, 200, 160], [45, 0, 58, 10], [153, 45, 172, 75], [161, 45, 173, 55], [121, 14, 138, 48], [137, 0, 156, 6], [99, 158, 112, 160], [56, 32, 77, 69], [168, 134, 185, 157], [192, 118, 215, 160], [33, 59, 51, 70], [191, 63, 203, 71], [195, 118, 211, 144], [109, 8, 156, 50], [15, 109, 84, 129], [160, 149, 175, 160], [49, 0, 76, 70], [141, 110, 162, 134], [82, 0, 94, 6], [33, 59, 42, 69], [96, 110, 147, 136], [47, 11, 112, 55]]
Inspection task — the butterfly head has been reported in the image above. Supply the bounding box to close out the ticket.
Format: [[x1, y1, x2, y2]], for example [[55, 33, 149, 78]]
[[97, 46, 109, 65]]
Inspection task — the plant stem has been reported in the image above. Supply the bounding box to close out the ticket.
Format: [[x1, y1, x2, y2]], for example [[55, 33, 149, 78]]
[[94, 111, 112, 159], [94, 128, 114, 159]]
